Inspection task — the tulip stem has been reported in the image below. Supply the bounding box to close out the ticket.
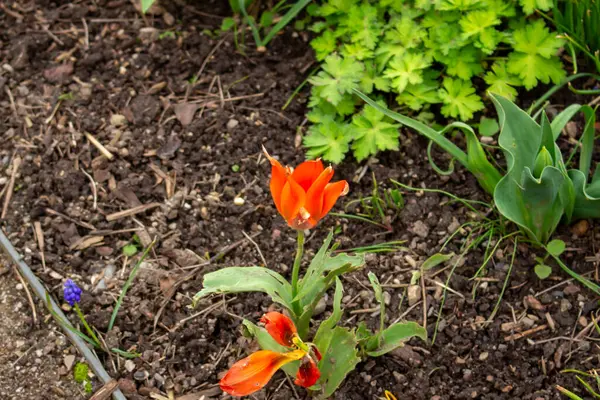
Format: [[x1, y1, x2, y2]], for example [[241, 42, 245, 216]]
[[291, 230, 305, 311]]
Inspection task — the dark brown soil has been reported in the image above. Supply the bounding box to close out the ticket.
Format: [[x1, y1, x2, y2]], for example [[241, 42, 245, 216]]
[[1, 1, 599, 399]]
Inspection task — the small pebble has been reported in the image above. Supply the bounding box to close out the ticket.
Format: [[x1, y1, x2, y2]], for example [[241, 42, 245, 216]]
[[233, 197, 245, 206]]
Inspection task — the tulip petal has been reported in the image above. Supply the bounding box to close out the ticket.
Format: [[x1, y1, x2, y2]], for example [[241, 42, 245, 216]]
[[280, 178, 306, 223], [312, 346, 322, 362], [220, 350, 304, 397], [304, 167, 334, 221], [294, 357, 320, 388], [320, 180, 349, 218], [263, 147, 288, 217], [291, 159, 324, 192], [260, 312, 298, 347]]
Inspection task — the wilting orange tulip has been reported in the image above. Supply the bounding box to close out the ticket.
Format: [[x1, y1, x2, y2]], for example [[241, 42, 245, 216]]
[[220, 312, 321, 397], [263, 147, 349, 230]]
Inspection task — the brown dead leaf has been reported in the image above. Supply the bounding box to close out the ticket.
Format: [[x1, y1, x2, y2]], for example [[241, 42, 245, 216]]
[[159, 274, 177, 295], [524, 295, 545, 311], [173, 103, 199, 126], [43, 63, 74, 83]]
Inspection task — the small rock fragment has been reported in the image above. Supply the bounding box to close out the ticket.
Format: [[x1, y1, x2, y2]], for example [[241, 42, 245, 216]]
[[571, 219, 589, 236], [407, 284, 421, 306], [411, 220, 429, 238], [227, 119, 239, 130]]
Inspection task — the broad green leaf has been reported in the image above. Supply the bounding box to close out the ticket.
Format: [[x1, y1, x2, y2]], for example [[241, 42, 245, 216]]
[[534, 264, 552, 279], [479, 117, 499, 137], [242, 320, 299, 375], [506, 21, 565, 89], [122, 244, 138, 257], [421, 252, 455, 271], [317, 327, 360, 397], [384, 52, 431, 92], [141, 0, 156, 13], [193, 267, 294, 311], [491, 94, 575, 243], [438, 78, 484, 121], [296, 232, 364, 304], [366, 321, 427, 357], [547, 239, 566, 256], [566, 105, 600, 220], [313, 278, 344, 349], [309, 54, 363, 106], [304, 120, 353, 164], [351, 104, 401, 161], [484, 61, 521, 101]]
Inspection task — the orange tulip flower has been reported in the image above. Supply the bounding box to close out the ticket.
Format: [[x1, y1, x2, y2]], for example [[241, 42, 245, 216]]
[[263, 147, 349, 230], [220, 312, 321, 397]]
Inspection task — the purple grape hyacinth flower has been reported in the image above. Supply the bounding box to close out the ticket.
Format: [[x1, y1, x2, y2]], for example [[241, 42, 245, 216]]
[[63, 279, 82, 306]]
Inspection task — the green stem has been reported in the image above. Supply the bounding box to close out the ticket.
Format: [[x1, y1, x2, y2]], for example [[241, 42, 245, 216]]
[[74, 304, 101, 347], [291, 230, 305, 315]]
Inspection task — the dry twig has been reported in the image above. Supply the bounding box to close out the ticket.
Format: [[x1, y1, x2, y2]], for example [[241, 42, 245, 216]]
[[1, 156, 22, 220]]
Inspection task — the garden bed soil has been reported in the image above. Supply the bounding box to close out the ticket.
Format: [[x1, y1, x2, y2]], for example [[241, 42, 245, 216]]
[[1, 1, 599, 399]]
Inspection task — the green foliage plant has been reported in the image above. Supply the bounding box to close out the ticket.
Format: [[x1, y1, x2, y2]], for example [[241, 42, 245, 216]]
[[303, 0, 567, 163], [355, 90, 600, 294], [194, 230, 426, 395], [222, 0, 312, 51], [549, 0, 600, 73]]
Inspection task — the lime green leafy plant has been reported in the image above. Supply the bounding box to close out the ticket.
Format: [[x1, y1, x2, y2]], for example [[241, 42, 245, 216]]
[[304, 0, 566, 162]]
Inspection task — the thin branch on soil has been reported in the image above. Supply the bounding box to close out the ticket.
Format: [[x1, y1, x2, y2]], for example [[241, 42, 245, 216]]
[[192, 36, 228, 92], [529, 336, 582, 345], [350, 306, 380, 315], [173, 297, 237, 331], [504, 324, 548, 341], [88, 379, 118, 400], [425, 277, 464, 299], [421, 272, 427, 331], [284, 374, 300, 400], [105, 203, 161, 222], [45, 208, 96, 230], [84, 132, 114, 160], [534, 270, 595, 297], [33, 221, 46, 271], [89, 228, 143, 236], [13, 266, 37, 325], [196, 92, 265, 106], [40, 24, 64, 45], [5, 87, 19, 120], [153, 232, 261, 329], [81, 18, 89, 50], [81, 167, 98, 210], [1, 155, 21, 220], [241, 231, 267, 267], [392, 300, 423, 324]]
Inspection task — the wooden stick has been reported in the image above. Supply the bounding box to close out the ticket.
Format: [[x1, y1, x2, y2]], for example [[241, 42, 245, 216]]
[[84, 132, 114, 160], [45, 208, 96, 230], [504, 324, 548, 341], [33, 221, 46, 271], [106, 203, 161, 222], [1, 156, 21, 219], [89, 379, 118, 400], [13, 267, 37, 325]]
